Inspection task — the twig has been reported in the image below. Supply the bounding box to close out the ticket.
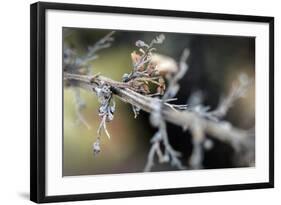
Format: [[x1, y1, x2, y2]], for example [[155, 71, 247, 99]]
[[72, 88, 91, 129], [79, 31, 115, 67], [64, 72, 252, 153], [210, 73, 252, 119], [64, 32, 254, 171], [144, 49, 190, 171]]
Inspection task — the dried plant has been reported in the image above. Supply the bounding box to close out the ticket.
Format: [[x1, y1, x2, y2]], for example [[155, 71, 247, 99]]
[[63, 32, 255, 171], [64, 31, 115, 129]]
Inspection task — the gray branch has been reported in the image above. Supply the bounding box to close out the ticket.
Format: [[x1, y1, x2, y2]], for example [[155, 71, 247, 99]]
[[64, 72, 253, 150]]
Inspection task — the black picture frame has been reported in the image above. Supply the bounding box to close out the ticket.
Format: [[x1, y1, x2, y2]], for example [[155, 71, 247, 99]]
[[30, 2, 274, 203]]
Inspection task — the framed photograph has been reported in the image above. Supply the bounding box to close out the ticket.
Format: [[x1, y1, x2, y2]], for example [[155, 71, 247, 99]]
[[30, 2, 274, 203]]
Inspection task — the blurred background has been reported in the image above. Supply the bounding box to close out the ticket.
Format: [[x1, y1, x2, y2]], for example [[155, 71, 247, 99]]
[[63, 28, 255, 176]]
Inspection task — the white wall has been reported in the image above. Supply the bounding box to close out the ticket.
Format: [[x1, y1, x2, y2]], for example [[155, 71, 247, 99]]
[[0, 0, 279, 204]]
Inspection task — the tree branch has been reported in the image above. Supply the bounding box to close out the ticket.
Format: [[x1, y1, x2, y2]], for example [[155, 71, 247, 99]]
[[64, 72, 252, 149]]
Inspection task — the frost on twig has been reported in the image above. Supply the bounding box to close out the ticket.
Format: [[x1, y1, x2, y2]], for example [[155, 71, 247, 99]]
[[187, 74, 252, 122], [144, 49, 190, 172], [64, 31, 115, 129], [93, 83, 115, 155], [132, 105, 141, 119], [185, 73, 253, 169], [72, 88, 91, 129], [64, 31, 115, 75], [122, 34, 167, 118], [63, 32, 255, 171], [209, 73, 252, 119], [79, 31, 115, 68]]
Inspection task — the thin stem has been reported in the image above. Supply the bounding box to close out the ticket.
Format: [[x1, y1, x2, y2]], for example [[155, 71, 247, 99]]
[[64, 72, 253, 149]]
